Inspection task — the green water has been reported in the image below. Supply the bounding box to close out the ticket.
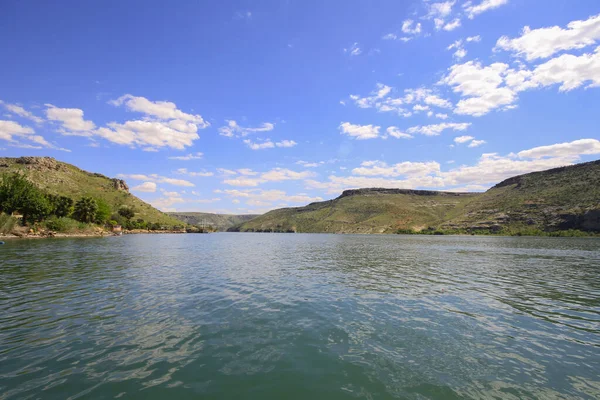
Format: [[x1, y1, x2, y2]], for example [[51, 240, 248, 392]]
[[1, 234, 599, 399]]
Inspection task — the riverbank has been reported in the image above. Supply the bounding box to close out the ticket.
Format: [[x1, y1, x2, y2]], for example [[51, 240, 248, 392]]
[[0, 228, 190, 240]]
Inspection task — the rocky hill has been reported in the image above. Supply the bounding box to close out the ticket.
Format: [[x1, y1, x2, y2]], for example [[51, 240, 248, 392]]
[[0, 156, 183, 226], [166, 212, 258, 231], [232, 160, 600, 234]]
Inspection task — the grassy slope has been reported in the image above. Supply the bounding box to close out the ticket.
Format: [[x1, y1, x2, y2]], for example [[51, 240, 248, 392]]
[[166, 212, 259, 231], [0, 157, 183, 226], [236, 160, 600, 234], [234, 190, 478, 233], [442, 159, 600, 230]]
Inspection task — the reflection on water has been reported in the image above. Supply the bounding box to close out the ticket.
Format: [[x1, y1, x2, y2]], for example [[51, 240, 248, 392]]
[[1, 234, 599, 399]]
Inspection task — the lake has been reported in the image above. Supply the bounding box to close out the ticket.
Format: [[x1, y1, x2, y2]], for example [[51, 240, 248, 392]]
[[1, 233, 599, 399]]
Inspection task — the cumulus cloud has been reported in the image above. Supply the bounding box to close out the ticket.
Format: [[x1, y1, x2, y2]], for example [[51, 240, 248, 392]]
[[45, 104, 96, 135], [349, 84, 451, 116], [339, 122, 381, 140], [176, 168, 213, 177], [468, 139, 486, 147], [304, 138, 599, 195], [216, 188, 323, 207], [454, 135, 474, 143], [496, 14, 600, 61], [218, 120, 274, 137], [109, 94, 209, 127], [402, 20, 422, 35], [465, 0, 508, 19], [131, 182, 157, 192], [222, 168, 316, 187], [385, 126, 413, 139], [407, 122, 471, 136], [0, 119, 68, 151], [0, 101, 43, 124]]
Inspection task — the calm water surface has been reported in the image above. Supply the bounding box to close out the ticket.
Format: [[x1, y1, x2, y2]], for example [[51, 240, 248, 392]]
[[1, 233, 599, 399]]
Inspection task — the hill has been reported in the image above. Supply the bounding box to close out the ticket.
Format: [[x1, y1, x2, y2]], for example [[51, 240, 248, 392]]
[[232, 160, 600, 234], [441, 159, 600, 232], [231, 189, 478, 234], [166, 212, 259, 231], [0, 156, 183, 226]]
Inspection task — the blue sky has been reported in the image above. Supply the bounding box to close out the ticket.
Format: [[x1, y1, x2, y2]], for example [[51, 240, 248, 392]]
[[1, 0, 599, 213]]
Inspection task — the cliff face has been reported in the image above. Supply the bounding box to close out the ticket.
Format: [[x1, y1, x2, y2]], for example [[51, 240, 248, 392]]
[[337, 188, 472, 198]]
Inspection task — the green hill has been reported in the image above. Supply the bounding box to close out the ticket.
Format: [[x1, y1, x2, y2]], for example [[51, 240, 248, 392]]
[[231, 189, 478, 234], [0, 156, 183, 226], [232, 160, 600, 234], [166, 212, 259, 231]]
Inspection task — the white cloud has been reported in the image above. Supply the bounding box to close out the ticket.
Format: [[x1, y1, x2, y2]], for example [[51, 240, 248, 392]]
[[428, 1, 455, 20], [275, 140, 297, 148], [117, 173, 195, 187], [407, 122, 471, 136], [468, 139, 486, 147], [217, 188, 322, 207], [221, 167, 315, 187], [218, 120, 274, 137], [344, 42, 362, 56], [443, 19, 461, 31], [466, 35, 481, 42], [0, 119, 67, 151], [339, 122, 381, 140], [530, 46, 600, 91], [131, 182, 157, 192], [517, 138, 600, 159], [402, 20, 422, 35], [413, 104, 430, 112], [297, 160, 325, 168], [349, 84, 451, 115], [176, 168, 213, 177], [352, 160, 441, 177], [496, 14, 600, 61], [454, 135, 474, 143], [109, 94, 208, 126], [45, 104, 95, 135], [465, 0, 508, 19], [436, 113, 449, 119], [0, 101, 43, 124], [386, 126, 413, 139], [261, 168, 315, 181], [168, 152, 203, 160]]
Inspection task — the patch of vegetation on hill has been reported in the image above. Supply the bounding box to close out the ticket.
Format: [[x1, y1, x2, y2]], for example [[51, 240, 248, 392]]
[[167, 212, 259, 231], [0, 156, 184, 228]]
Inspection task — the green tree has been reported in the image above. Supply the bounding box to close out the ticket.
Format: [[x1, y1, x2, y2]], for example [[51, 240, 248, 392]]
[[74, 197, 98, 223], [48, 195, 74, 218], [118, 206, 135, 220], [95, 198, 112, 224], [0, 173, 52, 225]]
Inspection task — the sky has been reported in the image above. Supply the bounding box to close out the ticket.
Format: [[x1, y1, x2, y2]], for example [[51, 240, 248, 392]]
[[1, 0, 600, 214]]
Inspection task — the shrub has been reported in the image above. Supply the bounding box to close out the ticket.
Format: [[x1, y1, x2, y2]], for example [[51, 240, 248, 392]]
[[0, 212, 17, 234], [0, 173, 52, 224], [95, 198, 111, 224], [74, 197, 98, 223], [44, 217, 80, 232]]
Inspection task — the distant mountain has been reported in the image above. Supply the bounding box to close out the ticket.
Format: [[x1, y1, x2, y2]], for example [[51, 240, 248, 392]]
[[0, 156, 184, 226], [231, 160, 600, 234], [167, 212, 259, 231]]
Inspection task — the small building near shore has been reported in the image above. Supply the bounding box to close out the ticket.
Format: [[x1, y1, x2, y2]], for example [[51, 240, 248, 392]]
[[111, 225, 122, 233]]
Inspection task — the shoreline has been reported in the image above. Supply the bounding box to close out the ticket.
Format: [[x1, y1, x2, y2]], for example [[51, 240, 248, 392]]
[[0, 229, 190, 240]]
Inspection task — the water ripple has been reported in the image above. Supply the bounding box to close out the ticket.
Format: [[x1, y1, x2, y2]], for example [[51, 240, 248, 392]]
[[1, 234, 599, 399]]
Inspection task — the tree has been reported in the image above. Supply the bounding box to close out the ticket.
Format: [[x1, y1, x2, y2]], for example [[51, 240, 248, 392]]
[[95, 198, 111, 224], [48, 195, 74, 218], [74, 197, 98, 223], [0, 173, 52, 225], [118, 206, 135, 220]]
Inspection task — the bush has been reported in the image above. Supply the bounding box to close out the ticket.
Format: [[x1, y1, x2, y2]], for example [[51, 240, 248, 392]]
[[118, 206, 135, 220], [74, 197, 98, 223], [95, 198, 111, 224], [0, 212, 17, 234], [0, 172, 52, 224], [44, 216, 80, 232]]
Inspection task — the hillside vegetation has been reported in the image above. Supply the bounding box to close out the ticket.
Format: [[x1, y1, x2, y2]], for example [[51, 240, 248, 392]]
[[0, 157, 183, 227], [232, 160, 600, 234], [232, 189, 478, 234], [167, 212, 258, 231]]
